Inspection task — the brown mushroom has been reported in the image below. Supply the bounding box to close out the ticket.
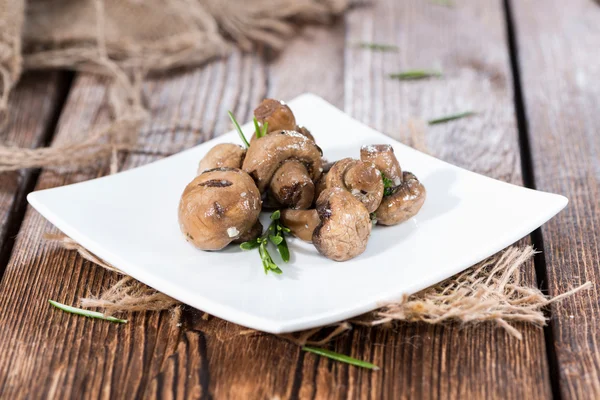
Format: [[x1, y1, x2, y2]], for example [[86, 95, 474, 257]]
[[179, 167, 262, 250], [198, 143, 246, 174], [254, 98, 297, 133], [314, 160, 335, 201], [375, 171, 426, 226], [360, 144, 402, 186], [294, 125, 316, 142], [232, 220, 263, 244], [315, 173, 328, 202], [242, 131, 322, 209], [280, 209, 320, 242], [269, 160, 315, 209], [323, 158, 384, 213], [252, 99, 315, 142], [312, 188, 372, 261]]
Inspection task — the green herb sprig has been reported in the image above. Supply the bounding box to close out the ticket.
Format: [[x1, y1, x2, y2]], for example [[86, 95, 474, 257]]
[[355, 42, 398, 52], [49, 300, 128, 324], [229, 111, 269, 148], [428, 111, 476, 125], [369, 212, 378, 226], [381, 173, 395, 196], [430, 0, 453, 6], [388, 70, 442, 81], [228, 111, 250, 148], [241, 210, 291, 274], [253, 118, 269, 138], [302, 346, 380, 370]]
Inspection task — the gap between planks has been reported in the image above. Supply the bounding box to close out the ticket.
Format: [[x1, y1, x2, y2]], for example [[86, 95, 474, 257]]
[[503, 0, 563, 398], [0, 71, 75, 279]]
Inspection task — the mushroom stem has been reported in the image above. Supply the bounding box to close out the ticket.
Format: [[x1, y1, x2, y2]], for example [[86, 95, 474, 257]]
[[270, 160, 315, 209], [360, 144, 403, 186], [375, 171, 426, 226], [280, 209, 320, 242], [324, 158, 384, 213], [312, 188, 372, 261]]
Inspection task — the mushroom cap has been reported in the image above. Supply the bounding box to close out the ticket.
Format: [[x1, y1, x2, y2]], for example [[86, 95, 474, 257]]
[[375, 171, 426, 226], [294, 125, 316, 142], [312, 187, 372, 261], [314, 171, 328, 203], [281, 209, 320, 242], [242, 130, 323, 193], [254, 98, 297, 133], [198, 143, 246, 175], [360, 144, 402, 186], [232, 220, 263, 244], [178, 167, 262, 250], [324, 158, 384, 213], [269, 160, 315, 209]]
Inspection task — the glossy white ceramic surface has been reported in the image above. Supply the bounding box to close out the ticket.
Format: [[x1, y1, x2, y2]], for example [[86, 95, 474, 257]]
[[28, 94, 567, 333]]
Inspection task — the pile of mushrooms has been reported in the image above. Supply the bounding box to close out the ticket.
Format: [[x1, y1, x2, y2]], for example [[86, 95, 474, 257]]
[[179, 99, 426, 263]]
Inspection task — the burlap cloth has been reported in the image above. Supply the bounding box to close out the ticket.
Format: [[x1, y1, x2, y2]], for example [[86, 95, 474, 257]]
[[0, 0, 348, 171], [0, 0, 591, 341]]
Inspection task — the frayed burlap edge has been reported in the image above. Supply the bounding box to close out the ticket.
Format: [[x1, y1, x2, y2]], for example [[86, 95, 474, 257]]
[[0, 0, 350, 173], [45, 233, 592, 343]]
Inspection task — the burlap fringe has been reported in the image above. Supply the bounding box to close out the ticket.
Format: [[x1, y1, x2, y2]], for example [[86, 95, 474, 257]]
[[45, 233, 592, 342], [0, 0, 349, 173]]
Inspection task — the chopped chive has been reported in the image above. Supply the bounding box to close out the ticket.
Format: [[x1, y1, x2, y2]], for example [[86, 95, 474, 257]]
[[228, 111, 250, 148], [428, 111, 476, 125], [240, 240, 260, 250], [431, 0, 453, 6], [277, 235, 290, 263], [49, 300, 127, 324], [262, 121, 269, 137], [269, 235, 283, 245], [388, 70, 442, 81], [302, 346, 380, 370], [246, 210, 290, 274], [355, 42, 398, 52], [381, 173, 395, 196], [253, 117, 262, 138]]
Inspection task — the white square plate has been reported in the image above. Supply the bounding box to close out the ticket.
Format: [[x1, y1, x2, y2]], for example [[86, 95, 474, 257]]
[[28, 94, 567, 333]]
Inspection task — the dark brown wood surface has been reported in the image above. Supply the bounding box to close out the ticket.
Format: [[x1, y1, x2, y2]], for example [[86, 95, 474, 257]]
[[511, 0, 600, 398], [0, 0, 597, 398], [0, 72, 66, 271]]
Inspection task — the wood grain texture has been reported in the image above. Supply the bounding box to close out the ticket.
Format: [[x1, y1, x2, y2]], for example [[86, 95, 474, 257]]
[[0, 48, 270, 398], [511, 0, 600, 398], [0, 72, 65, 271], [154, 2, 553, 398], [190, 25, 348, 400], [0, 1, 562, 398], [322, 0, 550, 398], [0, 76, 184, 399]]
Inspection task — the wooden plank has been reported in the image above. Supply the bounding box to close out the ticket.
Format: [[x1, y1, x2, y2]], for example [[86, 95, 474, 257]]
[[306, 0, 550, 398], [184, 25, 348, 400], [0, 24, 345, 398], [0, 75, 182, 399], [510, 0, 600, 398], [0, 71, 66, 272], [0, 3, 556, 399], [150, 1, 553, 397], [0, 48, 272, 397]]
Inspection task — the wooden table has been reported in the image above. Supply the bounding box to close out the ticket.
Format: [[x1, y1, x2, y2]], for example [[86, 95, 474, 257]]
[[0, 0, 598, 398]]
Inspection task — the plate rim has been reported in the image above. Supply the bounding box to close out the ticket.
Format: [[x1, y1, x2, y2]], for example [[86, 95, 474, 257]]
[[26, 92, 569, 333]]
